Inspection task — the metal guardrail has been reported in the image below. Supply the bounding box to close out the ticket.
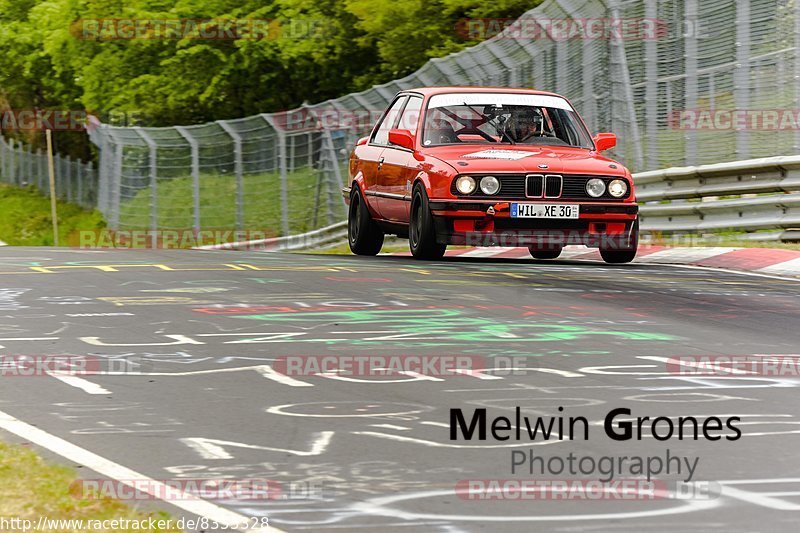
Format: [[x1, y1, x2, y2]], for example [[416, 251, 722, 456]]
[[196, 221, 347, 251], [635, 156, 800, 240]]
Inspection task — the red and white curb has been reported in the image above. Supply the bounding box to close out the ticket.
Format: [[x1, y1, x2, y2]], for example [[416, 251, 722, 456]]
[[384, 246, 800, 278]]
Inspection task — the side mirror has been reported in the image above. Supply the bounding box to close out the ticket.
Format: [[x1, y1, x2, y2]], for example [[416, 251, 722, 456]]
[[356, 136, 369, 146], [593, 133, 616, 152], [388, 129, 415, 150]]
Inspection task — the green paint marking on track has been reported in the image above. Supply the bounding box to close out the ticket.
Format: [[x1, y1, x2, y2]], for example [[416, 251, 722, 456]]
[[232, 308, 677, 346]]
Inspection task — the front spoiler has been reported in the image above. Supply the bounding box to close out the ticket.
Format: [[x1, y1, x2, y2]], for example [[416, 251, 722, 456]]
[[428, 199, 638, 218]]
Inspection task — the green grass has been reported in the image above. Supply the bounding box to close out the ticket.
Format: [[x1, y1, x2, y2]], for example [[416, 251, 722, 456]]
[[0, 441, 180, 532], [117, 169, 346, 235], [0, 185, 106, 246]]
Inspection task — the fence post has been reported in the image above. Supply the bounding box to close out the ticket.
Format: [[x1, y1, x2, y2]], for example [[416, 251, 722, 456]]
[[608, 0, 644, 169], [94, 128, 111, 220], [175, 126, 201, 234], [217, 121, 244, 231], [259, 114, 289, 236], [10, 138, 16, 185], [56, 154, 64, 197], [65, 155, 73, 202], [85, 163, 95, 205], [278, 130, 290, 235], [134, 127, 159, 246], [322, 128, 345, 192], [26, 144, 33, 187], [580, 40, 596, 132], [0, 138, 5, 182], [644, 0, 659, 169], [36, 149, 42, 191], [77, 159, 83, 207], [288, 134, 295, 173], [684, 0, 698, 166], [734, 0, 750, 160], [796, 0, 800, 153]]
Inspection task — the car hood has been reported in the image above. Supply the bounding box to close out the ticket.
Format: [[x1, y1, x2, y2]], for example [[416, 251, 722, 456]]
[[424, 145, 626, 176]]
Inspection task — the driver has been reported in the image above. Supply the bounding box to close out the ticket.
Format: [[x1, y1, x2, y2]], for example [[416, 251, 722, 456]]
[[512, 108, 544, 143]]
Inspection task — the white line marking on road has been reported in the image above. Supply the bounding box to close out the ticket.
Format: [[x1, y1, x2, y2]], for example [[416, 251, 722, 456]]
[[634, 247, 740, 263], [459, 247, 514, 258], [0, 409, 283, 532], [352, 431, 557, 448], [99, 365, 282, 378], [48, 372, 111, 395], [370, 424, 411, 431], [720, 484, 800, 510], [254, 365, 313, 387], [0, 337, 59, 341], [658, 263, 800, 282], [181, 433, 334, 459], [420, 421, 449, 428], [759, 257, 800, 276]]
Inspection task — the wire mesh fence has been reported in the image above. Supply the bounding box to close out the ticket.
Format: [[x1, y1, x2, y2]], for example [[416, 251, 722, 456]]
[[0, 135, 96, 209], [2, 0, 798, 236]]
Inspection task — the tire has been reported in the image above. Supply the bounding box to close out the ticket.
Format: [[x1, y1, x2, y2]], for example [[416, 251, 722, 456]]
[[528, 247, 562, 260], [409, 185, 446, 260], [348, 186, 384, 256], [599, 219, 639, 264]]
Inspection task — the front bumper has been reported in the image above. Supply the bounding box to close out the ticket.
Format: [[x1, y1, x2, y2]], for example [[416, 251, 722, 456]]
[[428, 199, 638, 248]]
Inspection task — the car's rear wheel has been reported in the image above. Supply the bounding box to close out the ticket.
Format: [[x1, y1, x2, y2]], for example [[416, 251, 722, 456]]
[[348, 186, 384, 256], [599, 219, 639, 264], [528, 246, 562, 260], [409, 185, 446, 260]]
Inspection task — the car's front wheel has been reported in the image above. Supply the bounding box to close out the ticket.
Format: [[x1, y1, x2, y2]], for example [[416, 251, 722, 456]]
[[348, 186, 384, 256], [409, 185, 446, 260], [599, 219, 639, 264]]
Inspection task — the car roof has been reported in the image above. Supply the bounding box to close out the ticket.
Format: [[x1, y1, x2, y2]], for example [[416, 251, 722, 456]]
[[398, 87, 564, 98]]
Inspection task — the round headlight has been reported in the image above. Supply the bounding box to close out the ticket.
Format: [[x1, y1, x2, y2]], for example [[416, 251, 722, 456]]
[[608, 179, 628, 198], [479, 176, 501, 195], [455, 176, 477, 195], [586, 178, 606, 198]]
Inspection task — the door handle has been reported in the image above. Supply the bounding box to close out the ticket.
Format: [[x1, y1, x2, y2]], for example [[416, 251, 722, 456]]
[[378, 157, 384, 171]]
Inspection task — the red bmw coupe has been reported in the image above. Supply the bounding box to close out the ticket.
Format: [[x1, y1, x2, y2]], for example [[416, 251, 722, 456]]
[[344, 87, 639, 263]]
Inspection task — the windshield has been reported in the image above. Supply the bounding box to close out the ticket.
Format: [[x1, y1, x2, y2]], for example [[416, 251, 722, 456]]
[[421, 93, 594, 149]]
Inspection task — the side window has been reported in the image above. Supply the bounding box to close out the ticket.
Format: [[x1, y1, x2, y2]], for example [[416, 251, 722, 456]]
[[372, 96, 407, 145], [397, 96, 423, 136]]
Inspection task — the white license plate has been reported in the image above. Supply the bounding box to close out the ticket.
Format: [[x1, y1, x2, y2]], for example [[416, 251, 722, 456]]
[[511, 203, 579, 218]]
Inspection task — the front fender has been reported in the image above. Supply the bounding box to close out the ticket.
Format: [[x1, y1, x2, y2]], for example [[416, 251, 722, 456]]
[[412, 171, 433, 197], [411, 154, 458, 200]]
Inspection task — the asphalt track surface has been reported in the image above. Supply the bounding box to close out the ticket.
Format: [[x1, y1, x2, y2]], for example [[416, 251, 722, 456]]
[[0, 247, 799, 532]]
